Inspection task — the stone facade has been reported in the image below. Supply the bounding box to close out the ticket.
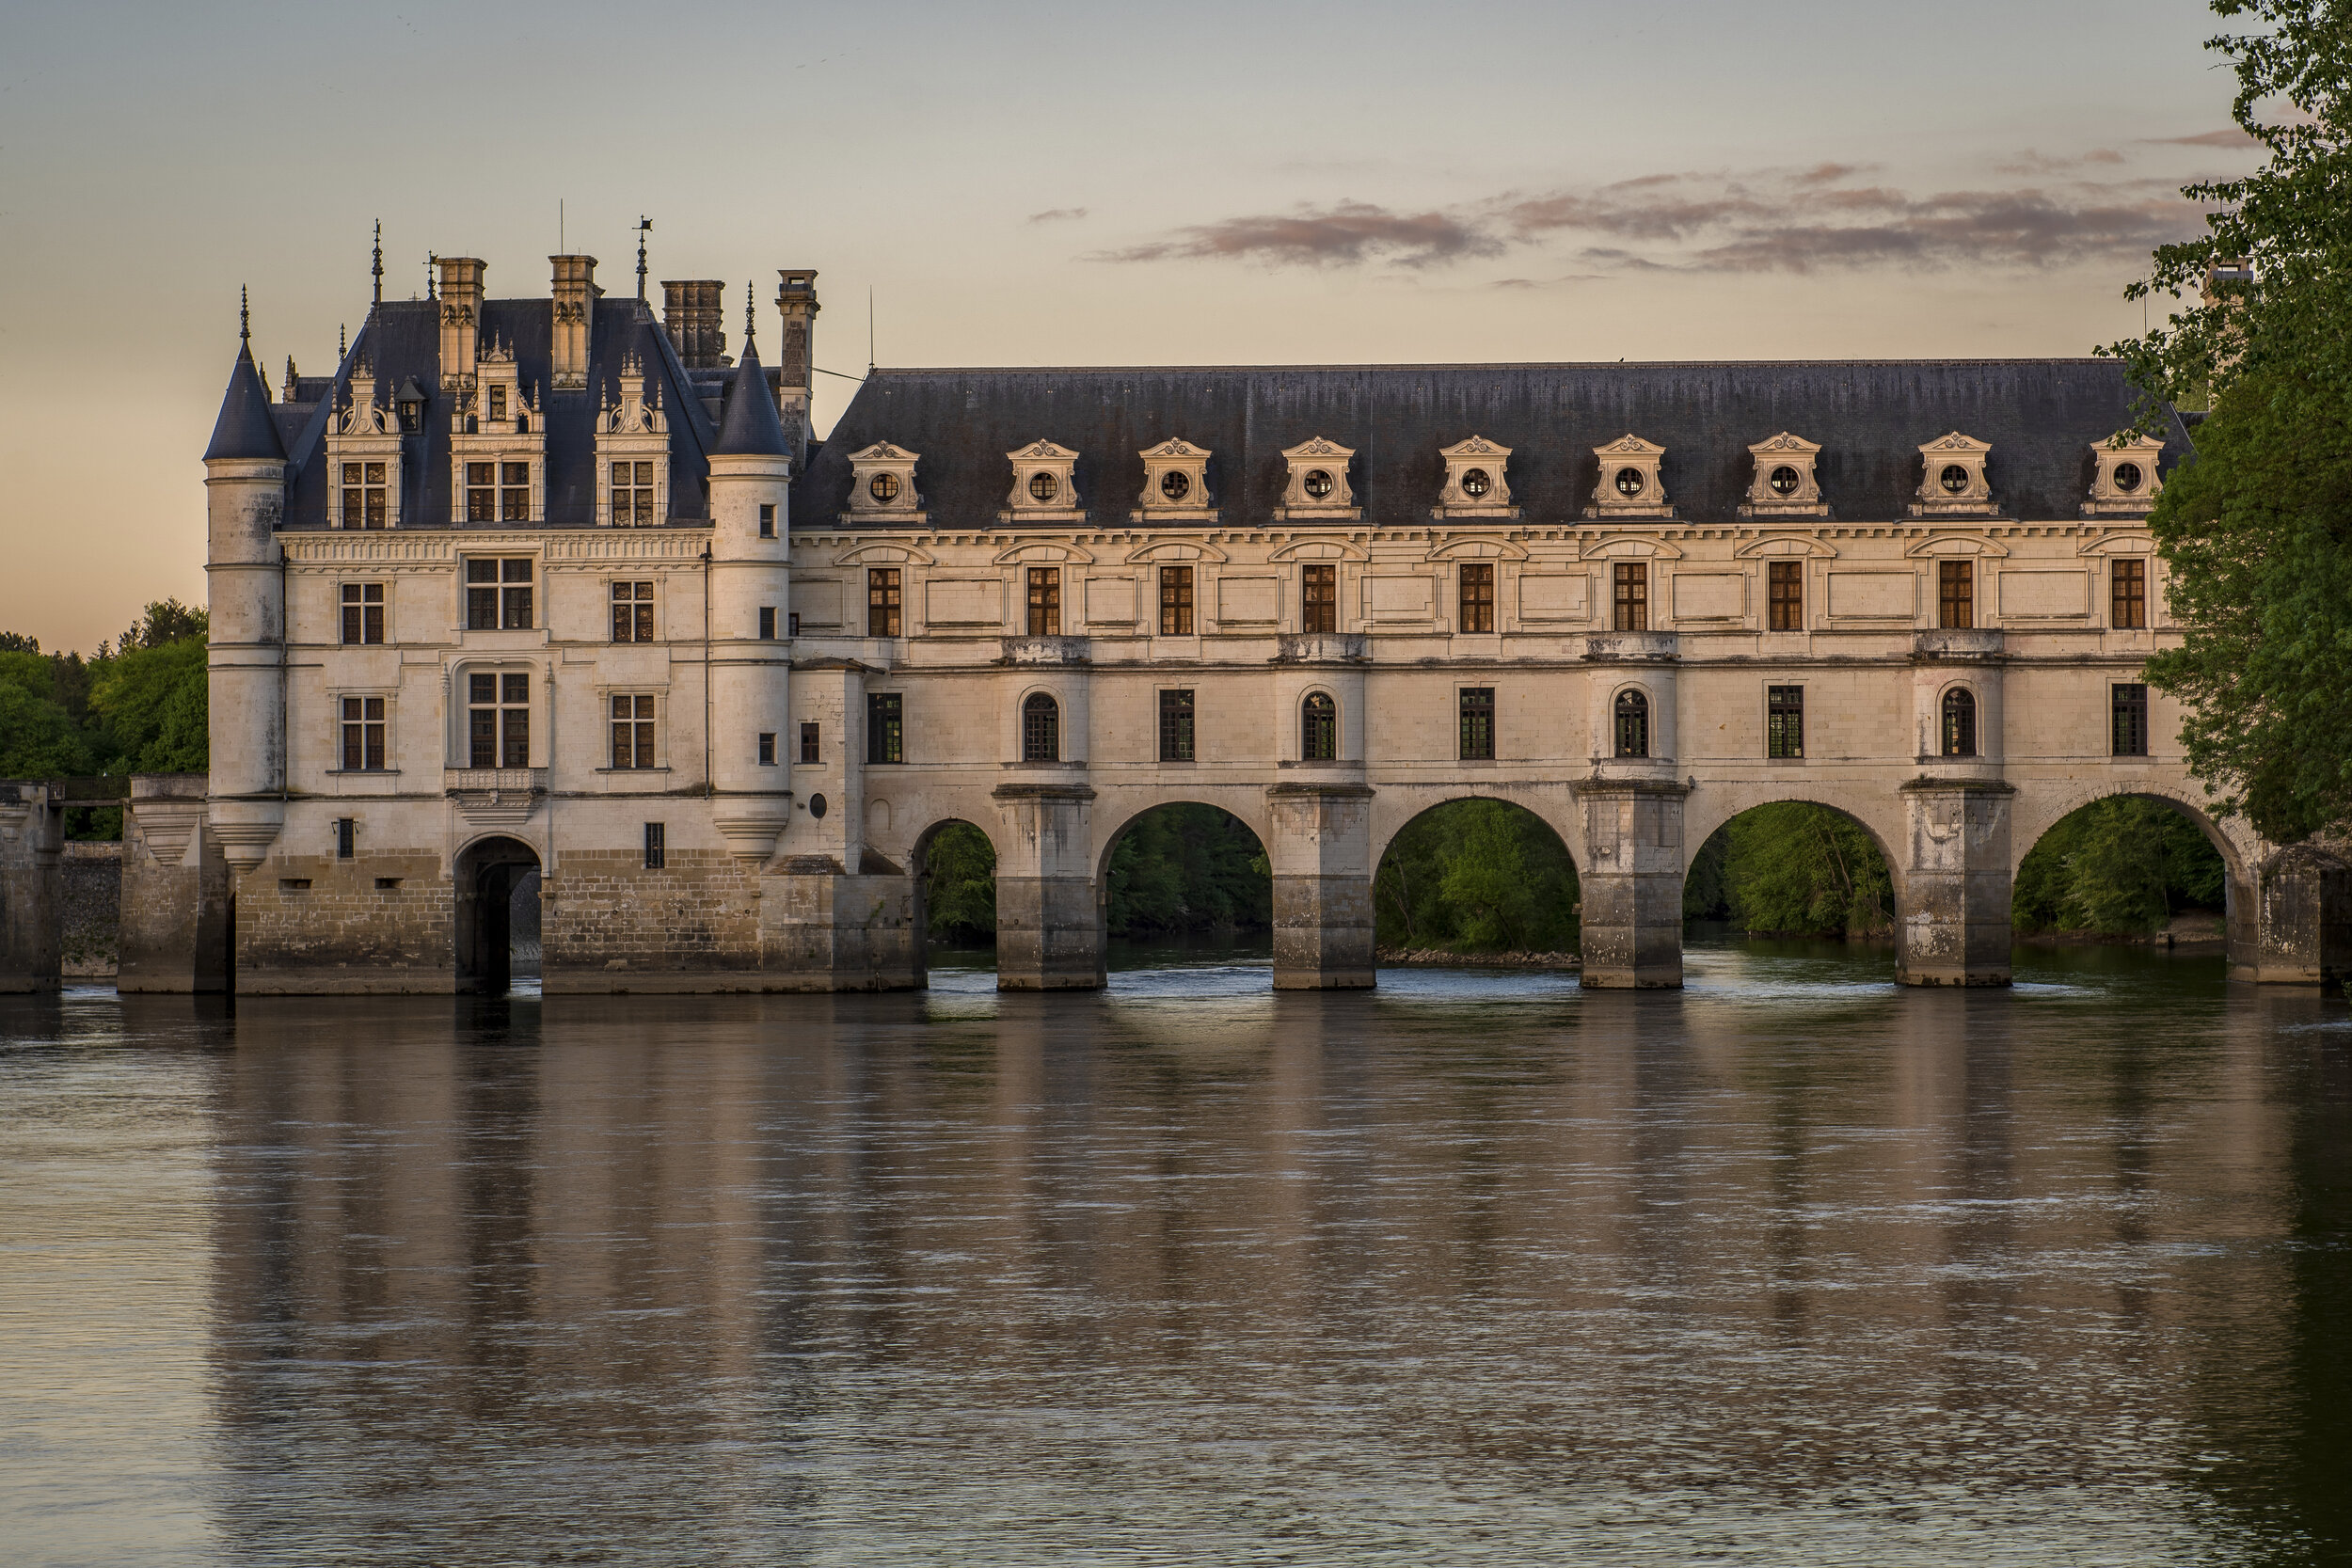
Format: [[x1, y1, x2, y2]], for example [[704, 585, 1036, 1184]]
[[150, 249, 2351, 995]]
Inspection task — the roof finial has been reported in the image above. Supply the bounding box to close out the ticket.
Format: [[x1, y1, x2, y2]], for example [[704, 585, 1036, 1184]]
[[427, 252, 437, 301], [372, 220, 384, 307], [239, 284, 250, 347], [339, 323, 347, 357], [635, 216, 651, 303], [743, 279, 755, 349]]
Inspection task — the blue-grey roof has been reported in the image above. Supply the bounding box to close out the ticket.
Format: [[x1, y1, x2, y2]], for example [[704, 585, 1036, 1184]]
[[203, 346, 287, 463], [713, 339, 791, 458], [790, 359, 2187, 530]]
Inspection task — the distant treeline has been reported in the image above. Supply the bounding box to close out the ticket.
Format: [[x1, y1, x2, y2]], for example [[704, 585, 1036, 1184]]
[[0, 599, 210, 837]]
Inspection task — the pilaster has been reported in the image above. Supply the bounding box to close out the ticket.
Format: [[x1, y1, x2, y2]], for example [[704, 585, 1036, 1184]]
[[2248, 847, 2352, 986]]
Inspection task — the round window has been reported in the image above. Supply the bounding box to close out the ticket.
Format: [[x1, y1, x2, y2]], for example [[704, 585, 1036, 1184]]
[[1459, 467, 1491, 499], [1614, 467, 1645, 498], [1160, 469, 1191, 502], [868, 471, 900, 504], [1940, 463, 1971, 494], [1769, 465, 1801, 497], [1027, 471, 1059, 503], [809, 793, 828, 820], [2113, 461, 2143, 494], [1303, 468, 1335, 499]]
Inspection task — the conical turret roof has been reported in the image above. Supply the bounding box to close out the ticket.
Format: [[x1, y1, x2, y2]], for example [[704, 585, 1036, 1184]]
[[712, 338, 790, 458], [204, 343, 286, 462]]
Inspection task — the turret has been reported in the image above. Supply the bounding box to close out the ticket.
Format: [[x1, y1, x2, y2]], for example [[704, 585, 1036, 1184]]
[[706, 316, 795, 866], [202, 294, 290, 872]]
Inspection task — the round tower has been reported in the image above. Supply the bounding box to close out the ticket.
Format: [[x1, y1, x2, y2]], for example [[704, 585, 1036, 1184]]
[[705, 329, 793, 864], [202, 301, 290, 872]]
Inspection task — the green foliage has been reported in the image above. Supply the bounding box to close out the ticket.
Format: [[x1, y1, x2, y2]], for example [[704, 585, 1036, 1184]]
[[0, 631, 38, 654], [1694, 803, 1894, 939], [922, 820, 999, 940], [2102, 3, 2352, 841], [0, 599, 210, 835], [89, 638, 209, 773], [113, 598, 207, 654], [2013, 798, 2229, 936], [1104, 804, 1271, 935], [1375, 799, 1579, 953]]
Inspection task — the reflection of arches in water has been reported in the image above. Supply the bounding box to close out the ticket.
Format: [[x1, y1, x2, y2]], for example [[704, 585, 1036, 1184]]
[[454, 834, 541, 994], [1683, 800, 1897, 943], [1091, 801, 1272, 938], [1374, 797, 1579, 954]]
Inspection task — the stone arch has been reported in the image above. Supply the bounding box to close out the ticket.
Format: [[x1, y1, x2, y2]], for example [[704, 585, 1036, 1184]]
[[1091, 790, 1276, 885], [2007, 779, 2253, 884], [453, 832, 541, 994], [1369, 793, 1583, 955], [906, 812, 1007, 958], [1683, 788, 1907, 897], [1369, 785, 1582, 881]]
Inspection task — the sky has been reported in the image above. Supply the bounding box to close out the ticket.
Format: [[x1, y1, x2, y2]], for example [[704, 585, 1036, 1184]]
[[0, 0, 2259, 655]]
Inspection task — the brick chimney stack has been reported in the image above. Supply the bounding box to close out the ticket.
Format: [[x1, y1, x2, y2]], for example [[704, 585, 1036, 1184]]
[[661, 279, 727, 369], [549, 255, 599, 390], [436, 257, 485, 390]]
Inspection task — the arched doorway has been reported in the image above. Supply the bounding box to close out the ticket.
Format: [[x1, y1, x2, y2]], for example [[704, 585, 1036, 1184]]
[[1374, 798, 1580, 959], [1094, 802, 1273, 961], [454, 835, 541, 995], [1683, 801, 1898, 971]]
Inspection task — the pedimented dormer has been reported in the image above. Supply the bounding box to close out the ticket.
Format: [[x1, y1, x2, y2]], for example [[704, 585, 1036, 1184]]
[[1911, 432, 1995, 516], [596, 348, 669, 527], [1275, 436, 1359, 521], [1435, 435, 1517, 518], [846, 440, 925, 523], [450, 337, 546, 524], [1587, 434, 1673, 519], [1002, 438, 1084, 523], [1740, 432, 1828, 518], [2084, 432, 2165, 517], [326, 358, 403, 530], [1135, 437, 1216, 522]]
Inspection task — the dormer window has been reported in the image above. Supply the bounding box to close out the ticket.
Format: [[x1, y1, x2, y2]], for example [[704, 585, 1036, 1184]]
[[1002, 439, 1082, 522], [1135, 437, 1215, 521], [2084, 432, 2165, 517], [501, 463, 530, 522], [2114, 462, 2144, 493], [1769, 467, 1800, 496], [843, 441, 923, 523], [612, 462, 657, 526], [342, 462, 388, 529], [1911, 433, 1995, 516], [1304, 470, 1334, 499], [1940, 464, 1970, 493], [488, 384, 508, 423], [396, 386, 425, 434], [466, 462, 496, 522], [1436, 436, 1516, 518], [1587, 435, 1672, 518], [1277, 437, 1359, 521], [1741, 433, 1827, 518], [1461, 469, 1490, 498], [871, 472, 901, 503], [1161, 471, 1190, 501], [1614, 467, 1644, 496], [1028, 472, 1058, 502]]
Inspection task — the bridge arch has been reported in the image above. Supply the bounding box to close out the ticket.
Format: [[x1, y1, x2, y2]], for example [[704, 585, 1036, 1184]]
[[1372, 794, 1581, 957], [1090, 796, 1275, 948], [1680, 794, 1901, 944], [2008, 780, 2253, 886]]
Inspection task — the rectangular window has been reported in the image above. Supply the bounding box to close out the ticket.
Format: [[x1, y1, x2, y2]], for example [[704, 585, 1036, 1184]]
[[1767, 561, 1803, 631], [466, 559, 532, 629], [1301, 563, 1337, 634], [1458, 562, 1495, 633], [867, 693, 903, 765], [1026, 567, 1061, 635], [500, 461, 531, 523], [1158, 566, 1194, 635], [1459, 687, 1495, 761], [335, 817, 355, 859], [2112, 683, 2149, 756], [758, 732, 776, 766], [1767, 685, 1804, 759], [1613, 562, 1648, 631], [787, 612, 801, 638], [867, 568, 902, 636], [800, 721, 821, 765], [611, 580, 654, 642], [758, 503, 776, 539], [339, 696, 386, 771], [610, 694, 656, 768], [611, 460, 657, 526], [644, 822, 665, 871], [2112, 558, 2148, 628], [341, 582, 385, 645], [1158, 688, 1196, 762], [341, 461, 387, 529], [468, 673, 530, 767], [758, 607, 777, 640], [488, 384, 507, 422], [1938, 560, 1973, 628], [466, 461, 496, 523]]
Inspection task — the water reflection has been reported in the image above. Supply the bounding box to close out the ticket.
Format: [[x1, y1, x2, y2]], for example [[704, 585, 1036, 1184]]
[[0, 939, 2346, 1565]]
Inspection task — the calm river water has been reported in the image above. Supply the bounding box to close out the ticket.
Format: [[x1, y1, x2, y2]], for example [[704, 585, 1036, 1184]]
[[2, 938, 2348, 1567]]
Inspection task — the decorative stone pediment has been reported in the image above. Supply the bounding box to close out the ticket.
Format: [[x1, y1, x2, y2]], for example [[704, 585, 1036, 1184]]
[[1735, 534, 1839, 559], [846, 440, 925, 522], [833, 541, 935, 566], [596, 350, 668, 527], [1910, 432, 1996, 516], [1126, 539, 1229, 564], [1275, 436, 1359, 521], [1135, 437, 1216, 521], [1426, 536, 1529, 561], [1002, 438, 1084, 522], [1267, 537, 1368, 562], [992, 540, 1095, 566], [1582, 534, 1685, 560], [1740, 432, 1828, 518], [1433, 435, 1518, 518], [1904, 533, 2010, 559], [1586, 435, 1673, 519], [2083, 432, 2164, 517]]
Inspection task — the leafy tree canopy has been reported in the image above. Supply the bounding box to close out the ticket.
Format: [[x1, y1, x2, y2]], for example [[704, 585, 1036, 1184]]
[[1376, 799, 1579, 953]]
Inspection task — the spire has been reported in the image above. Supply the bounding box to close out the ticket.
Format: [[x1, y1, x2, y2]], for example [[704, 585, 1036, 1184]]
[[205, 302, 286, 463], [743, 279, 755, 350], [339, 323, 347, 358], [711, 337, 789, 458], [635, 216, 651, 303], [372, 220, 384, 306]]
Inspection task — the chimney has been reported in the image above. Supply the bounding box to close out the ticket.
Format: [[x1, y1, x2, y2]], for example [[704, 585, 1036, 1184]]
[[774, 268, 819, 404], [550, 255, 599, 390], [661, 279, 727, 370], [436, 256, 485, 390]]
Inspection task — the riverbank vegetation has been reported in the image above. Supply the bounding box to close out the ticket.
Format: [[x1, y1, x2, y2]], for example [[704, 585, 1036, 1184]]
[[2012, 799, 2227, 937], [1682, 804, 1895, 938], [1375, 800, 1580, 956], [0, 600, 209, 837], [923, 804, 1273, 942]]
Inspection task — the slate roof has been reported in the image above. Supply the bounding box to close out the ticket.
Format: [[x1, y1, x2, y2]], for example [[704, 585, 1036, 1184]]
[[713, 339, 792, 458], [791, 360, 2188, 531], [203, 345, 286, 462]]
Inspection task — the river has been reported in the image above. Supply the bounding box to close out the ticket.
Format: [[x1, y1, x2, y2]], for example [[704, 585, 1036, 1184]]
[[2, 936, 2346, 1566]]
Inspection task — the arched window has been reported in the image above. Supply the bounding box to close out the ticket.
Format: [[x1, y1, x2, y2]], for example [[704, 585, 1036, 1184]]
[[1941, 687, 1978, 757], [1613, 689, 1650, 758], [1301, 691, 1337, 760], [1022, 691, 1059, 762]]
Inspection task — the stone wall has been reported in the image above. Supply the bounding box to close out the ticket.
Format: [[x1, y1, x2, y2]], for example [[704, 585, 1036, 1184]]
[[60, 842, 120, 977], [543, 848, 761, 990], [231, 849, 456, 994]]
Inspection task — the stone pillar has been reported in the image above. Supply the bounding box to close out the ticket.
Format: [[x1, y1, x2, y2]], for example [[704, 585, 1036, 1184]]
[[992, 783, 1101, 990], [760, 866, 922, 990], [119, 774, 231, 993], [1266, 783, 1375, 990], [1576, 778, 1688, 988], [0, 782, 61, 992], [1897, 779, 2014, 986], [2249, 847, 2352, 986]]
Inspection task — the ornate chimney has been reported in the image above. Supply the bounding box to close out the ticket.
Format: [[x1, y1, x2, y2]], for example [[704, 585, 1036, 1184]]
[[661, 279, 727, 369], [436, 256, 485, 390], [550, 255, 598, 390]]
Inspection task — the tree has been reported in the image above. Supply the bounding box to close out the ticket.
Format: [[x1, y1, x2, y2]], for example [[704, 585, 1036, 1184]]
[[923, 821, 999, 941], [2012, 799, 2229, 936], [1374, 800, 1580, 953], [2103, 0, 2352, 843], [1706, 803, 1895, 939]]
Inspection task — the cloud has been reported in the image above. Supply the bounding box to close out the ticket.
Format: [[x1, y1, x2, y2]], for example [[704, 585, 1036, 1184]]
[[1091, 199, 1502, 268], [2144, 127, 2260, 147], [1995, 148, 2127, 174], [1027, 207, 1089, 224]]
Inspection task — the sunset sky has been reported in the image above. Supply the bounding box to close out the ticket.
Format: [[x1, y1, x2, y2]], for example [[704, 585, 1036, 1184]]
[[0, 0, 2257, 654]]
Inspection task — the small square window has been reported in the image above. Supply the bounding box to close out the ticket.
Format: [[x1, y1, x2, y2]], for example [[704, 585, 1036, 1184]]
[[758, 732, 776, 766]]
